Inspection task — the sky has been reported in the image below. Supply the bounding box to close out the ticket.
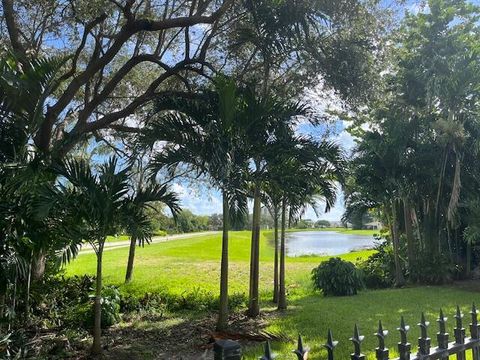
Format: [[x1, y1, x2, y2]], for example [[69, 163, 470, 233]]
[[171, 112, 357, 222]]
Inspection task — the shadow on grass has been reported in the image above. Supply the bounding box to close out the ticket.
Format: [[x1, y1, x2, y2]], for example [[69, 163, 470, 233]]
[[244, 284, 480, 360]]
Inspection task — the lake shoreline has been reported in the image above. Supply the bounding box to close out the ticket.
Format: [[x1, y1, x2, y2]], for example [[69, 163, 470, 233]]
[[287, 227, 380, 236], [284, 229, 378, 257]]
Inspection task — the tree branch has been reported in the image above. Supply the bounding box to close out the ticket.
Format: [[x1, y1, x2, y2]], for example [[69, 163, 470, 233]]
[[2, 0, 26, 55]]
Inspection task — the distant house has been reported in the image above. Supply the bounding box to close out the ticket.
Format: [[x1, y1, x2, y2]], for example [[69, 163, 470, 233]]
[[363, 221, 382, 230]]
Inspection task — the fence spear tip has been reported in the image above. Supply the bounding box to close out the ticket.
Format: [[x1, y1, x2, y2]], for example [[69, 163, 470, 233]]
[[455, 305, 463, 319]]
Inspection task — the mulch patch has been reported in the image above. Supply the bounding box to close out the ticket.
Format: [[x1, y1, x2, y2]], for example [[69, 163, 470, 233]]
[[59, 310, 289, 359]]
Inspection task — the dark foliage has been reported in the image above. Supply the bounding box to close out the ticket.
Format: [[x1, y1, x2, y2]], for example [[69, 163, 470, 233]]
[[410, 253, 455, 285], [358, 240, 396, 289]]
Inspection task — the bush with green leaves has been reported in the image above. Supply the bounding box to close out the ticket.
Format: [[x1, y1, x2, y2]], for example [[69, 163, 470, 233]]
[[311, 257, 363, 296], [100, 286, 121, 327], [410, 252, 454, 285], [357, 240, 396, 289], [64, 284, 121, 329]]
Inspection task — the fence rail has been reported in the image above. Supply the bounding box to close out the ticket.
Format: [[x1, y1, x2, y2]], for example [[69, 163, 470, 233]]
[[253, 303, 480, 360]]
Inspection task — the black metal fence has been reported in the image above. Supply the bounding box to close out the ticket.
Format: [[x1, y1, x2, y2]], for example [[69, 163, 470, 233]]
[[217, 303, 480, 359]]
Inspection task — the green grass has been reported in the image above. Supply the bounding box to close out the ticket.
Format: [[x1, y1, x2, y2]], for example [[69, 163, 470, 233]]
[[66, 230, 480, 359], [254, 285, 480, 360], [105, 235, 130, 242], [67, 231, 373, 298]]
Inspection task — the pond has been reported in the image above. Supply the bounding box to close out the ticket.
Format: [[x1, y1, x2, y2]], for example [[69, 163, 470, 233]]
[[286, 230, 376, 256]]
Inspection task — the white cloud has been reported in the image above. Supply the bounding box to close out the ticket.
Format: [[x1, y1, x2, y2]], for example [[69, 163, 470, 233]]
[[173, 181, 223, 215], [335, 128, 356, 155]]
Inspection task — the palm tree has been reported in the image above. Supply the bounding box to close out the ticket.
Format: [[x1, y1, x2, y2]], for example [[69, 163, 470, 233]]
[[261, 184, 281, 303], [57, 157, 129, 355], [142, 77, 248, 331], [0, 52, 71, 323], [42, 157, 162, 355], [238, 88, 309, 317], [124, 182, 180, 283], [267, 135, 344, 310], [239, 93, 344, 315]]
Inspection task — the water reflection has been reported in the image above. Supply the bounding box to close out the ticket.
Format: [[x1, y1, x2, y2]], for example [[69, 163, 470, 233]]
[[286, 231, 376, 256]]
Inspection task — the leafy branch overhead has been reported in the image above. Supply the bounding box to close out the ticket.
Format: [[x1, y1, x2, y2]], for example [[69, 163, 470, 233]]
[[0, 0, 380, 158]]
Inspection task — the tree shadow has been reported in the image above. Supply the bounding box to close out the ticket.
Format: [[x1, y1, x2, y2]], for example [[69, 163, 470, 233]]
[[254, 283, 480, 359]]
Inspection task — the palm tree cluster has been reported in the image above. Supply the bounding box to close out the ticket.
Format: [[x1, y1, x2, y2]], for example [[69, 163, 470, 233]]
[[141, 77, 344, 329], [0, 54, 180, 355], [0, 52, 344, 354], [344, 0, 480, 285]]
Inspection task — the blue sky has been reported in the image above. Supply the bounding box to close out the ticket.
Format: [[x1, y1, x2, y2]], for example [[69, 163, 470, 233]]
[[172, 118, 355, 222]]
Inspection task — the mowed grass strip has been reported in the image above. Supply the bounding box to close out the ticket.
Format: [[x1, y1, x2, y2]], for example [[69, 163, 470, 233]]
[[66, 230, 373, 297]]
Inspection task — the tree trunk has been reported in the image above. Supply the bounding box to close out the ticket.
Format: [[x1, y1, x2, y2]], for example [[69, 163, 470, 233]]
[[391, 201, 405, 287], [25, 255, 32, 322], [92, 245, 104, 355], [32, 248, 46, 280], [403, 200, 416, 269], [272, 205, 279, 303], [0, 292, 5, 331], [216, 191, 230, 331], [10, 271, 17, 331], [248, 183, 261, 318], [278, 198, 287, 311], [125, 236, 136, 283]]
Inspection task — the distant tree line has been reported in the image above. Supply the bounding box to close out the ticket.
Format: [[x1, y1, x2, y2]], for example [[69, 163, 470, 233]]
[[148, 207, 335, 233]]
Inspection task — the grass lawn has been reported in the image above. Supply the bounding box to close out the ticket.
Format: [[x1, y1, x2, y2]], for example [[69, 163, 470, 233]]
[[67, 231, 373, 298], [105, 234, 130, 242], [66, 230, 480, 359], [259, 286, 480, 359]]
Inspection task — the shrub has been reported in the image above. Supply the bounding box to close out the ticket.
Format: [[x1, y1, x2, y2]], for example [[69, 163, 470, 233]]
[[311, 257, 363, 296], [100, 286, 121, 327], [153, 230, 167, 237], [121, 288, 246, 314], [410, 253, 454, 285], [358, 240, 396, 289], [64, 285, 121, 329], [30, 274, 95, 328]]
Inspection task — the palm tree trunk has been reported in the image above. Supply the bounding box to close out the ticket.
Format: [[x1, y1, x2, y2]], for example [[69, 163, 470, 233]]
[[216, 191, 230, 331], [32, 248, 46, 280], [92, 244, 104, 355], [278, 198, 287, 310], [272, 205, 279, 303], [125, 236, 136, 283], [248, 183, 261, 318], [391, 201, 405, 287], [25, 254, 32, 322], [403, 199, 416, 269], [9, 270, 17, 331]]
